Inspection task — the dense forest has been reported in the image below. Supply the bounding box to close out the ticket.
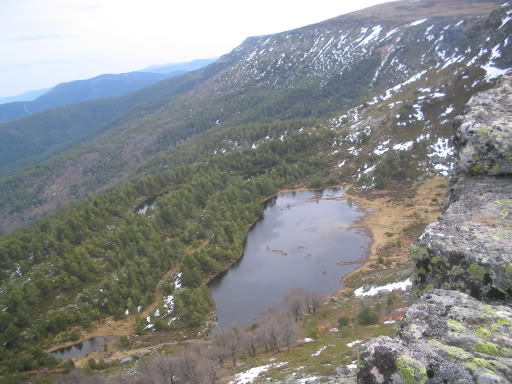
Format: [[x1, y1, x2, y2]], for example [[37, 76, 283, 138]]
[[0, 126, 338, 374]]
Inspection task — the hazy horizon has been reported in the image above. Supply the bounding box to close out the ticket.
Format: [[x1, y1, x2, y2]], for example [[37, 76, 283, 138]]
[[0, 0, 390, 98]]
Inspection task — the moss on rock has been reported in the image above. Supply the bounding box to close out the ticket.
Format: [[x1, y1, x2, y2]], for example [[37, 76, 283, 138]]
[[396, 356, 427, 384], [474, 342, 503, 357], [468, 264, 485, 281]]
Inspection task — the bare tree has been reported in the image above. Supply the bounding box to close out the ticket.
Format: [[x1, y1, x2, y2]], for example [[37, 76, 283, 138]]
[[261, 302, 281, 321], [242, 329, 258, 358], [264, 318, 281, 352], [229, 323, 243, 343], [284, 288, 306, 321], [196, 356, 226, 384], [211, 332, 229, 365], [255, 323, 271, 352], [142, 355, 179, 384], [177, 349, 200, 384], [279, 316, 298, 351], [224, 327, 241, 367], [305, 291, 322, 315], [57, 369, 108, 384]]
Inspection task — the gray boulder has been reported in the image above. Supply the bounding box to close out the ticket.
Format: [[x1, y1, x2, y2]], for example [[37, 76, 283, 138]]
[[357, 289, 512, 384], [412, 175, 512, 304], [456, 73, 512, 176]]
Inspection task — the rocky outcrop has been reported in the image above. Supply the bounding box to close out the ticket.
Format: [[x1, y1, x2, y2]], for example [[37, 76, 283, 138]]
[[357, 74, 512, 383], [412, 175, 512, 304], [358, 290, 512, 384], [411, 74, 512, 305], [456, 73, 512, 176]]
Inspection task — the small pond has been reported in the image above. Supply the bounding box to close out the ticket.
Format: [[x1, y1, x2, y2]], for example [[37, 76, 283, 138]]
[[51, 337, 106, 360], [209, 189, 370, 332]]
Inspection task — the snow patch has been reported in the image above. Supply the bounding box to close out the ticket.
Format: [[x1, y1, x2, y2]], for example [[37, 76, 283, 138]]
[[481, 64, 511, 80], [311, 346, 328, 357], [354, 278, 412, 297], [174, 272, 182, 289], [374, 140, 390, 155], [434, 163, 453, 176], [500, 15, 512, 29], [347, 340, 363, 348], [441, 105, 455, 117], [383, 71, 427, 100], [229, 365, 271, 384], [410, 19, 428, 26], [393, 141, 414, 151], [358, 25, 382, 46]]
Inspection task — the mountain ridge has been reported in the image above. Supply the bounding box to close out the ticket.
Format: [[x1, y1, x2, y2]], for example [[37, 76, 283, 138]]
[[0, 58, 218, 123], [0, 0, 511, 378], [0, 0, 510, 235]]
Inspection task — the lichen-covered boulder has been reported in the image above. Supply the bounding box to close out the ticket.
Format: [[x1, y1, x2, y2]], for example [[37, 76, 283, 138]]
[[455, 73, 512, 176], [412, 175, 512, 304], [357, 289, 512, 384]]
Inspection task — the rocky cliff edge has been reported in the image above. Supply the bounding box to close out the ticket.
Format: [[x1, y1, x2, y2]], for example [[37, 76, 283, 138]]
[[357, 74, 512, 383]]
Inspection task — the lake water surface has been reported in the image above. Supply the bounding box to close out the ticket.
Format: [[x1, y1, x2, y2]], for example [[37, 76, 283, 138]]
[[51, 337, 105, 360], [210, 189, 370, 331]]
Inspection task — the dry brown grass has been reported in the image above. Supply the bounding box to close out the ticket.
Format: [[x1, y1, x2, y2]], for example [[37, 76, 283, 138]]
[[341, 177, 447, 289]]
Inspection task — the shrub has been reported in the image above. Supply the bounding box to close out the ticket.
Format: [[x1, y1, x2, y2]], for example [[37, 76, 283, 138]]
[[306, 328, 318, 340], [86, 358, 97, 371], [119, 335, 130, 348], [358, 306, 379, 325], [338, 316, 350, 327], [62, 359, 75, 373], [97, 359, 108, 370]]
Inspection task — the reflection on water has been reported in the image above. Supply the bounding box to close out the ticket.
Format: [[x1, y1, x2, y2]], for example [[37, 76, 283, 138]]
[[51, 337, 105, 360], [210, 189, 370, 332]]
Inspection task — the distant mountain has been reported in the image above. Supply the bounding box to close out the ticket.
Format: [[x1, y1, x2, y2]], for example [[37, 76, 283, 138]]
[[142, 58, 217, 74], [1, 0, 512, 374], [0, 0, 510, 233], [0, 58, 217, 123], [0, 72, 172, 123], [0, 87, 52, 105]]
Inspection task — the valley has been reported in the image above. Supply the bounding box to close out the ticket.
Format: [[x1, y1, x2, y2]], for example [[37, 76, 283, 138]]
[[0, 0, 511, 383]]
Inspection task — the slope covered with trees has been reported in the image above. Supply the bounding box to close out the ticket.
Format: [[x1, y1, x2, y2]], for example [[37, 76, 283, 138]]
[[0, 124, 335, 373], [1, 0, 509, 234], [1, 0, 512, 377]]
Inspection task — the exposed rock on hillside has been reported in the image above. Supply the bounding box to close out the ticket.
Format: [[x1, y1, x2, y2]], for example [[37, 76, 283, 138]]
[[413, 175, 512, 304], [412, 74, 512, 305], [1, 1, 511, 234], [456, 73, 512, 175], [358, 68, 512, 383], [358, 289, 512, 383]]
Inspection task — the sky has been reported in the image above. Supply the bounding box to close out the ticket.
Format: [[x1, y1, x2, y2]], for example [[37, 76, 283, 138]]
[[0, 0, 391, 98]]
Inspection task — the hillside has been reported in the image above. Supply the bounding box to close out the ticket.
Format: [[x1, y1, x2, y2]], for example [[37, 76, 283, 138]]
[[0, 58, 218, 124], [142, 58, 217, 74], [358, 73, 512, 384], [0, 88, 51, 105], [1, 0, 510, 234], [0, 0, 511, 381], [0, 72, 170, 123], [0, 62, 231, 180]]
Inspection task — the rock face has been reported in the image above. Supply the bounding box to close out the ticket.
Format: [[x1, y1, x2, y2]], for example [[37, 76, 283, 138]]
[[412, 175, 512, 304], [456, 73, 512, 176], [412, 73, 512, 305], [358, 72, 512, 383], [358, 290, 512, 384]]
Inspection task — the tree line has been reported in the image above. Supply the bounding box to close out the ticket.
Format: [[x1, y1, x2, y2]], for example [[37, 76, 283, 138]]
[[0, 126, 335, 374]]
